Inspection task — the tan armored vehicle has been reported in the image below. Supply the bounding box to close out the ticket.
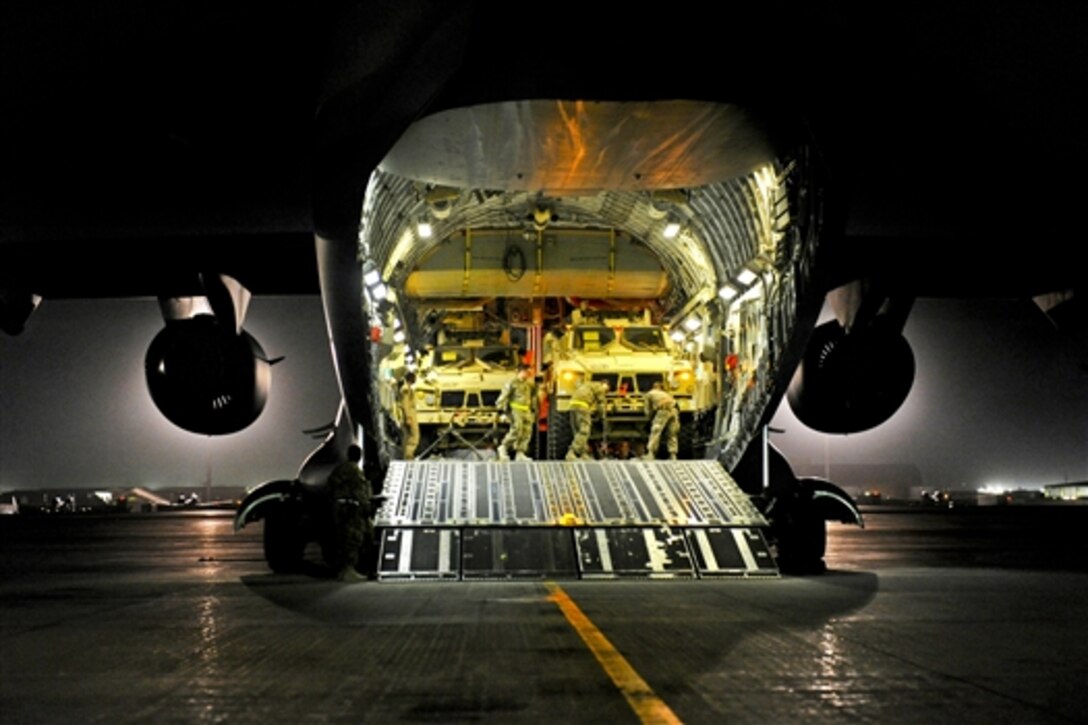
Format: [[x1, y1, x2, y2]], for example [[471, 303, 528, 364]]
[[542, 307, 717, 459], [381, 311, 523, 457]]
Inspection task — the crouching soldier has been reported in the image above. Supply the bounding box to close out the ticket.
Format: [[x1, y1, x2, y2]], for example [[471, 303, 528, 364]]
[[566, 379, 609, 461], [643, 381, 679, 460]]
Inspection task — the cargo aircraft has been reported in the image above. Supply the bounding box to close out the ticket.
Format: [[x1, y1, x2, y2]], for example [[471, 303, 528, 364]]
[[3, 3, 1085, 576]]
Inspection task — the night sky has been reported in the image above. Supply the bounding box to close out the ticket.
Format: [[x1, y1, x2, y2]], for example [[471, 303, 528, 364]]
[[1, 295, 1085, 493]]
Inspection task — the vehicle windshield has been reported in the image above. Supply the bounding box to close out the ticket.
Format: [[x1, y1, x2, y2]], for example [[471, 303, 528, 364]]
[[621, 327, 666, 351], [572, 327, 616, 351], [431, 346, 518, 368]]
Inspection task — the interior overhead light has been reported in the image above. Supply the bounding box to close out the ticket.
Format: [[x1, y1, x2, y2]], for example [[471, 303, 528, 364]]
[[425, 185, 459, 219], [531, 206, 557, 231], [363, 269, 381, 287], [735, 268, 758, 286], [647, 202, 668, 220], [371, 283, 388, 301], [649, 189, 689, 219], [718, 284, 738, 300], [662, 221, 681, 239], [683, 317, 702, 332], [670, 329, 686, 342], [393, 330, 406, 343], [417, 220, 433, 239]]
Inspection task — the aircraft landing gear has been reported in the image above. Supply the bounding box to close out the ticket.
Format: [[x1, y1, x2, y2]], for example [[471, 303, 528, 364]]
[[263, 503, 305, 573]]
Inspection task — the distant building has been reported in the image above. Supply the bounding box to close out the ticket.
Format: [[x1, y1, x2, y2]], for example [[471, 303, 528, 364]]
[[1044, 482, 1088, 501]]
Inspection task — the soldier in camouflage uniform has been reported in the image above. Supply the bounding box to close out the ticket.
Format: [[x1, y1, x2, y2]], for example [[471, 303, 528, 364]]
[[327, 444, 374, 581], [496, 364, 537, 461], [642, 381, 679, 460], [399, 371, 420, 459], [566, 379, 609, 461]]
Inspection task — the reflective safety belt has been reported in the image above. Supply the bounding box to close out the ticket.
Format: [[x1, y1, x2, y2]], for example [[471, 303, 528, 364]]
[[570, 400, 590, 408], [510, 402, 531, 412]]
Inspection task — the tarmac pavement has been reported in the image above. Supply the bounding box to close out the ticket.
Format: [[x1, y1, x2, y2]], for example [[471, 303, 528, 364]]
[[2, 508, 1087, 723]]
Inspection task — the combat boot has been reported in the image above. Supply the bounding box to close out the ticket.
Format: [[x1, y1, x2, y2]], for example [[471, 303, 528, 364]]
[[564, 450, 578, 461], [515, 452, 531, 461], [497, 447, 510, 461]]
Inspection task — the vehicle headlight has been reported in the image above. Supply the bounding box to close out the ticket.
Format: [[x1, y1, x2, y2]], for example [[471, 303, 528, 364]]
[[558, 369, 584, 394], [671, 370, 694, 392]]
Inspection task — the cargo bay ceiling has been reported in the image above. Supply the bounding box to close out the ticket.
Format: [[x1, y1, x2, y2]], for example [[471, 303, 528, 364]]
[[358, 100, 805, 323]]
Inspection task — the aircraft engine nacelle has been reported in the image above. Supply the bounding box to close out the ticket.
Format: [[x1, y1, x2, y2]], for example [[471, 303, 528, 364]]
[[145, 315, 272, 435], [786, 320, 914, 434]]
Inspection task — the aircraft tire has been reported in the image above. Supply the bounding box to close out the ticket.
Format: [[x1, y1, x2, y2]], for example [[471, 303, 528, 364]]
[[773, 511, 827, 575], [263, 504, 305, 573]]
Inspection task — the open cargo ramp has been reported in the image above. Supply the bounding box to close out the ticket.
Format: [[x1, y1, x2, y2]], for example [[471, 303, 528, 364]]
[[375, 460, 778, 581]]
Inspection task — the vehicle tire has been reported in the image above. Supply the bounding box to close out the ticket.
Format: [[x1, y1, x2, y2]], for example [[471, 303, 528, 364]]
[[773, 509, 827, 575], [678, 407, 715, 459], [263, 504, 305, 573], [415, 428, 437, 459], [547, 396, 573, 460], [677, 414, 697, 459]]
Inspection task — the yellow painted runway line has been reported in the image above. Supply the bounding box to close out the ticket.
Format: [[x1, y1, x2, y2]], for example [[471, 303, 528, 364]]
[[545, 582, 682, 724]]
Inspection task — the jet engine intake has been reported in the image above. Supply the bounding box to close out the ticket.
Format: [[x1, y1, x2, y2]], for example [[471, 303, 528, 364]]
[[787, 320, 914, 434], [145, 315, 272, 435]]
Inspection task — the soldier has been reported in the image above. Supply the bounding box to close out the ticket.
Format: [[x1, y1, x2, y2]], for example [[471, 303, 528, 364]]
[[643, 380, 679, 460], [327, 444, 374, 582], [496, 364, 537, 461], [566, 379, 609, 461], [399, 371, 420, 459]]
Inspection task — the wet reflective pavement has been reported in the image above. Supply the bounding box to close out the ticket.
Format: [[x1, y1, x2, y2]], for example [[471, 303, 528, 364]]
[[2, 508, 1087, 723]]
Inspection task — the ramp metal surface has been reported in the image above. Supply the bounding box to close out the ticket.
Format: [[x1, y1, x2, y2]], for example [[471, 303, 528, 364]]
[[375, 461, 777, 580], [375, 460, 766, 527]]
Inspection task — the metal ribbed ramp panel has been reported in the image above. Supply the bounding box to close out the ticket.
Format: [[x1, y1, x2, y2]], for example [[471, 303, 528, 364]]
[[375, 461, 778, 580]]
